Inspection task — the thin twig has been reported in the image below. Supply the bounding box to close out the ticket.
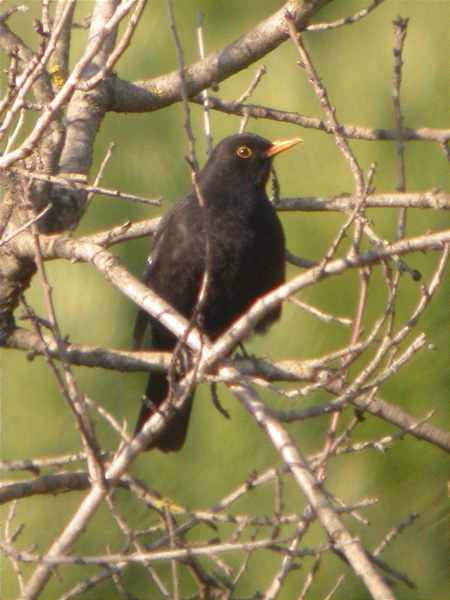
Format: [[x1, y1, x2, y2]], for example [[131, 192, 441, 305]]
[[289, 296, 352, 327], [86, 141, 116, 207], [374, 513, 419, 556], [21, 179, 105, 487], [165, 0, 213, 410], [0, 0, 137, 169], [13, 166, 161, 206], [79, 0, 147, 91], [3, 502, 25, 593], [306, 0, 386, 32], [196, 11, 213, 156], [195, 95, 450, 146], [0, 204, 52, 248], [237, 65, 267, 132]]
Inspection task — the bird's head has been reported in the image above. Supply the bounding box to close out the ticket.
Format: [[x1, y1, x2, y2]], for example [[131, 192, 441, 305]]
[[200, 133, 302, 193]]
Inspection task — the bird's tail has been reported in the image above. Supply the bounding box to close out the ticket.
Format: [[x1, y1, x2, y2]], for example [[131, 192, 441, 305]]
[[134, 372, 194, 452]]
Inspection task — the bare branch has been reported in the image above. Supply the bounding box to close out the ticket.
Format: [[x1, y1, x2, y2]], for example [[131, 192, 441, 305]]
[[306, 0, 386, 32], [276, 191, 450, 212], [0, 0, 136, 169], [194, 95, 450, 145], [109, 0, 333, 112], [12, 167, 161, 206], [231, 382, 396, 600], [1, 3, 447, 598]]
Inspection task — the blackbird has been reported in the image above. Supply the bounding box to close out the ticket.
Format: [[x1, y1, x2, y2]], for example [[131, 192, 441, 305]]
[[133, 133, 301, 451]]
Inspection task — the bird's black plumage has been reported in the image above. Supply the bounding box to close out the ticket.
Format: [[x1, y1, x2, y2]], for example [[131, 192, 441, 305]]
[[134, 133, 300, 451]]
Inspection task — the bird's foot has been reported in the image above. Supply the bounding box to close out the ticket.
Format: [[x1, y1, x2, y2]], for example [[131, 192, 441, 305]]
[[210, 382, 230, 419], [234, 343, 262, 363], [234, 342, 252, 359]]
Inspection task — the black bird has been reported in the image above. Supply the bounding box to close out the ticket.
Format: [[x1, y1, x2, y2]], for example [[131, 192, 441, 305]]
[[133, 133, 301, 451]]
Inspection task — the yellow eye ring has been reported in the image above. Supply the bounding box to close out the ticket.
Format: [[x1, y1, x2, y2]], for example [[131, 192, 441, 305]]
[[236, 145, 252, 159]]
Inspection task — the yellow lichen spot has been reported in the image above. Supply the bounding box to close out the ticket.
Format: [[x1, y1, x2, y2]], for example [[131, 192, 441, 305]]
[[152, 497, 185, 513], [151, 85, 164, 96], [49, 65, 65, 88]]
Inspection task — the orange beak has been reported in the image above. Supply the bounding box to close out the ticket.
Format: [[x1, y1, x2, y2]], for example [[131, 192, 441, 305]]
[[264, 137, 303, 158]]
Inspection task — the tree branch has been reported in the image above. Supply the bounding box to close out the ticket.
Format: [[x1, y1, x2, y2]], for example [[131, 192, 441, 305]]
[[109, 0, 332, 113], [192, 95, 450, 145]]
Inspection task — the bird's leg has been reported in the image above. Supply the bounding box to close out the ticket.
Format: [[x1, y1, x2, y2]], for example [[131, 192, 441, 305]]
[[210, 382, 230, 419], [236, 342, 250, 358], [234, 342, 259, 362]]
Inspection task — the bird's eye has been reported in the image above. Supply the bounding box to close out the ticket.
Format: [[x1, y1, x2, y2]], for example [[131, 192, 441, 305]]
[[235, 145, 252, 159]]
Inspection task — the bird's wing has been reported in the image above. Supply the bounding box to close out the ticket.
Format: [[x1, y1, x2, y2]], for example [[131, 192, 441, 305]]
[[132, 259, 154, 350], [132, 197, 192, 350], [146, 195, 193, 272]]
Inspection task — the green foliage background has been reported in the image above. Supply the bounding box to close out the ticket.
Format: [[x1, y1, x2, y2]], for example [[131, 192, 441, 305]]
[[2, 1, 449, 598]]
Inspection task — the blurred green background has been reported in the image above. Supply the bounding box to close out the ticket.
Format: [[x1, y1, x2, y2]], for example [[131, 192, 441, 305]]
[[1, 1, 449, 598]]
